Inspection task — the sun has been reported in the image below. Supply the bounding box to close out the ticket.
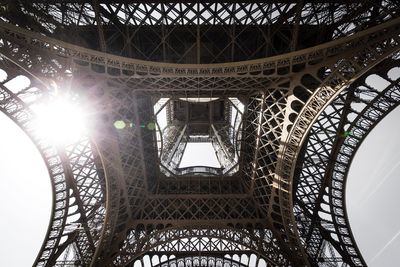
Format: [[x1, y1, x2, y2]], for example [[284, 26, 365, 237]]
[[33, 96, 87, 145]]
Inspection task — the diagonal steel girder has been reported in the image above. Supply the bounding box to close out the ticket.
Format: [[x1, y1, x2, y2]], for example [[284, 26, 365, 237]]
[[0, 15, 399, 267]]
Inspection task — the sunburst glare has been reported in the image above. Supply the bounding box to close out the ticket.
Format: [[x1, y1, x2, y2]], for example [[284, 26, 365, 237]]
[[33, 96, 87, 145]]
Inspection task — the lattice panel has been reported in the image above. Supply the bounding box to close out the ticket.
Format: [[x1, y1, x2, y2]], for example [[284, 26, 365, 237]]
[[63, 138, 106, 264], [3, 2, 398, 63], [0, 56, 106, 266], [114, 226, 287, 266], [0, 58, 70, 266], [270, 18, 400, 266], [0, 4, 399, 267], [0, 18, 398, 97], [154, 176, 245, 195], [293, 91, 350, 264], [253, 90, 287, 212], [138, 196, 258, 222], [90, 87, 151, 261], [133, 255, 248, 267], [293, 57, 400, 266], [329, 66, 400, 266]]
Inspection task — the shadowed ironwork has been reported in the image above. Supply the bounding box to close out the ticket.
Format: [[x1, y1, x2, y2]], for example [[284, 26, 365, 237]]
[[0, 1, 399, 266]]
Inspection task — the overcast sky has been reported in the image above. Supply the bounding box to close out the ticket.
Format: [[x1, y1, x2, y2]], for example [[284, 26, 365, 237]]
[[347, 106, 400, 266], [0, 112, 51, 267]]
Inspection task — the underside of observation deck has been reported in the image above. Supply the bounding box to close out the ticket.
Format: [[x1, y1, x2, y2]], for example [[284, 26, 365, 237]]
[[0, 1, 400, 267]]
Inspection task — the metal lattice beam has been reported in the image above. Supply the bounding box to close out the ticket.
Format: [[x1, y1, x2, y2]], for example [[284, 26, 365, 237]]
[[0, 2, 399, 267]]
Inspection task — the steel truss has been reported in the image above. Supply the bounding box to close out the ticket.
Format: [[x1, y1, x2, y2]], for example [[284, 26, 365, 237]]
[[294, 56, 400, 265], [293, 57, 400, 266], [0, 58, 106, 266], [0, 1, 399, 267]]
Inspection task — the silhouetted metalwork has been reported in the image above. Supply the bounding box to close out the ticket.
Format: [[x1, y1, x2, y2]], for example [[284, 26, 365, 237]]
[[0, 1, 399, 266]]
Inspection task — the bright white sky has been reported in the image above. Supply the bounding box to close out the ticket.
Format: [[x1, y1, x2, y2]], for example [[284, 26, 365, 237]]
[[179, 142, 220, 168], [347, 106, 400, 266], [0, 112, 51, 267]]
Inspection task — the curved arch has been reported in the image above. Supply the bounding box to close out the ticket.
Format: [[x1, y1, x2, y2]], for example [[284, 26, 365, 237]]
[[293, 58, 400, 265], [330, 62, 400, 264], [0, 7, 399, 267], [0, 55, 107, 266], [273, 18, 400, 265], [143, 255, 250, 267], [0, 57, 69, 266], [293, 89, 355, 264], [112, 225, 286, 266]]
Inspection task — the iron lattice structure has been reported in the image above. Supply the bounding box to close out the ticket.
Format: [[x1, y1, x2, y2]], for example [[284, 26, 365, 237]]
[[0, 1, 400, 266]]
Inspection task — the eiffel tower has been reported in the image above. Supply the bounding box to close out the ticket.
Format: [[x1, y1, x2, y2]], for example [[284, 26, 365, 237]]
[[0, 1, 399, 266]]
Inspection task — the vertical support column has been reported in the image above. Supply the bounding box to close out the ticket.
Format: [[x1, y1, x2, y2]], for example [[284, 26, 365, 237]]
[[161, 124, 187, 168], [91, 0, 106, 53]]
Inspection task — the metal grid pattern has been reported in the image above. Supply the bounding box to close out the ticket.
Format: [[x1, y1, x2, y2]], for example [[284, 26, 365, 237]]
[[0, 2, 399, 266], [0, 57, 106, 266], [2, 1, 397, 63], [114, 225, 287, 266], [293, 57, 400, 266]]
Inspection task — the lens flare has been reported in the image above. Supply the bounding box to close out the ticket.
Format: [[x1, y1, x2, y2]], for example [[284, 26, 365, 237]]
[[33, 98, 86, 145]]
